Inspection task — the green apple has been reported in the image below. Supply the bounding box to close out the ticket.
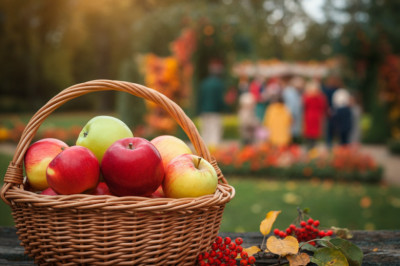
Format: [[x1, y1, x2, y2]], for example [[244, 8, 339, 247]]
[[76, 115, 133, 163]]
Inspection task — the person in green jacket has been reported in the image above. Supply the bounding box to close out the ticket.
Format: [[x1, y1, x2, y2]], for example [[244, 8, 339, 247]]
[[198, 60, 226, 148]]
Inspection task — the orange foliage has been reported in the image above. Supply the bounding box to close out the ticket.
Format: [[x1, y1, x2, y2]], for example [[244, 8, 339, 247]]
[[141, 28, 196, 134]]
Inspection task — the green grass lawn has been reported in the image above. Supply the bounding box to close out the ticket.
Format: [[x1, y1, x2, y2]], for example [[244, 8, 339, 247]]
[[219, 177, 400, 232], [0, 112, 97, 129]]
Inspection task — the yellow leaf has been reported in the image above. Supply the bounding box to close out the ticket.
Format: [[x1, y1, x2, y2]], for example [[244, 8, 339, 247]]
[[287, 253, 310, 266], [243, 246, 261, 257], [266, 236, 299, 256], [260, 210, 281, 235]]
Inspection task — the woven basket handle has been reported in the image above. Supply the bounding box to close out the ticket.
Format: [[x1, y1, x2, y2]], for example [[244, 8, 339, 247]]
[[1, 80, 227, 200]]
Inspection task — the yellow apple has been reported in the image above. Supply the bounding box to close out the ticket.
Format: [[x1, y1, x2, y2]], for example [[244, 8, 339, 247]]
[[163, 154, 218, 198], [24, 138, 68, 191], [150, 135, 192, 170]]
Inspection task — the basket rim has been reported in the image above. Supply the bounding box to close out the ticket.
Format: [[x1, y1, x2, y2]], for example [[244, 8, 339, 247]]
[[5, 183, 235, 211]]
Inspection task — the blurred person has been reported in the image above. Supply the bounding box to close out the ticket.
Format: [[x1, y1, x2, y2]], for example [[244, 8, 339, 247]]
[[350, 93, 362, 144], [238, 92, 258, 145], [332, 88, 353, 145], [262, 76, 282, 106], [291, 76, 306, 97], [321, 74, 342, 147], [263, 94, 292, 147], [282, 75, 304, 143], [198, 60, 225, 147], [224, 84, 238, 110], [238, 75, 250, 95], [303, 80, 327, 149], [249, 75, 266, 122]]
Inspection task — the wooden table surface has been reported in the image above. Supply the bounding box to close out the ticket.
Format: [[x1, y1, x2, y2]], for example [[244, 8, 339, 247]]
[[1, 227, 399, 265]]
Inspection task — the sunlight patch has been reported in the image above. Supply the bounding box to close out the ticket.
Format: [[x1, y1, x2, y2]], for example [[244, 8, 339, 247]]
[[364, 222, 375, 231], [283, 192, 302, 205], [388, 197, 400, 208], [360, 196, 372, 208], [251, 203, 262, 214], [322, 179, 334, 190], [285, 181, 297, 191], [234, 226, 246, 233], [258, 180, 280, 191]]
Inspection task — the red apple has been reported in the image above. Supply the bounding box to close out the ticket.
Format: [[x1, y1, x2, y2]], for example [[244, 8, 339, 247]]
[[92, 182, 112, 195], [150, 135, 192, 170], [101, 137, 164, 196], [41, 187, 58, 195], [24, 138, 68, 191], [163, 154, 218, 198], [46, 146, 100, 195], [150, 185, 165, 198]]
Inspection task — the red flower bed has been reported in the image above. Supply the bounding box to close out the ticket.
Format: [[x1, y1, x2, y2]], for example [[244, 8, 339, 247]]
[[212, 143, 382, 182]]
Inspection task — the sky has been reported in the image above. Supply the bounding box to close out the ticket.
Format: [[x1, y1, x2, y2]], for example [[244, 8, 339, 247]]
[[302, 0, 351, 24], [301, 0, 326, 23]]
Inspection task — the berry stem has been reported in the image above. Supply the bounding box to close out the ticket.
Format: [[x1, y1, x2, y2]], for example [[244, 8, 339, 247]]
[[260, 234, 267, 250], [297, 207, 303, 222]]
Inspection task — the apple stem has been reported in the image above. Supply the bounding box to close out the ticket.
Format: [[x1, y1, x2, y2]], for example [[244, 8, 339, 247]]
[[83, 132, 88, 137], [196, 157, 202, 168], [128, 143, 134, 150]]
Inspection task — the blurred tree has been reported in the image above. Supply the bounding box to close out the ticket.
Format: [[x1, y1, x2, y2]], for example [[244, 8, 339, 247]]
[[0, 0, 328, 113], [327, 0, 400, 142], [0, 0, 70, 111], [116, 59, 145, 130], [66, 0, 142, 112]]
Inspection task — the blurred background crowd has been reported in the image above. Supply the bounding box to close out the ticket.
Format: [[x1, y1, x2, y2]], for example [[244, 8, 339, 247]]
[[209, 71, 360, 149], [1, 0, 400, 231]]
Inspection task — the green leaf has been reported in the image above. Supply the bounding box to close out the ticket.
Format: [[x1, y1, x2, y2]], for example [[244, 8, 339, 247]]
[[300, 242, 317, 252], [310, 247, 349, 266], [317, 238, 335, 248], [329, 238, 363, 266]]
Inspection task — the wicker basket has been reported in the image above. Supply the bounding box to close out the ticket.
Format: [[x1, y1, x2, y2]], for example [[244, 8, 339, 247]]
[[1, 80, 235, 265]]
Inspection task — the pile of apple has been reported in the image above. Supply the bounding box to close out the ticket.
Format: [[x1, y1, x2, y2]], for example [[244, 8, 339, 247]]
[[24, 116, 218, 198]]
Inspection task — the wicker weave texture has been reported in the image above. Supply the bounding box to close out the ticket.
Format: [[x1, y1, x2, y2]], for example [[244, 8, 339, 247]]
[[1, 80, 235, 265]]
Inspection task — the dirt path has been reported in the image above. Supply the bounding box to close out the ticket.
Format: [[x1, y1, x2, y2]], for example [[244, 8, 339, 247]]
[[362, 145, 400, 186]]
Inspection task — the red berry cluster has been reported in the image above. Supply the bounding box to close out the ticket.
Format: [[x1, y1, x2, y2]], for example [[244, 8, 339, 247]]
[[197, 236, 256, 266], [273, 218, 333, 245]]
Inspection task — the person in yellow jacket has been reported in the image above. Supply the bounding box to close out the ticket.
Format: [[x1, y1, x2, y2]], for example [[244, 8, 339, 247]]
[[263, 95, 293, 147]]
